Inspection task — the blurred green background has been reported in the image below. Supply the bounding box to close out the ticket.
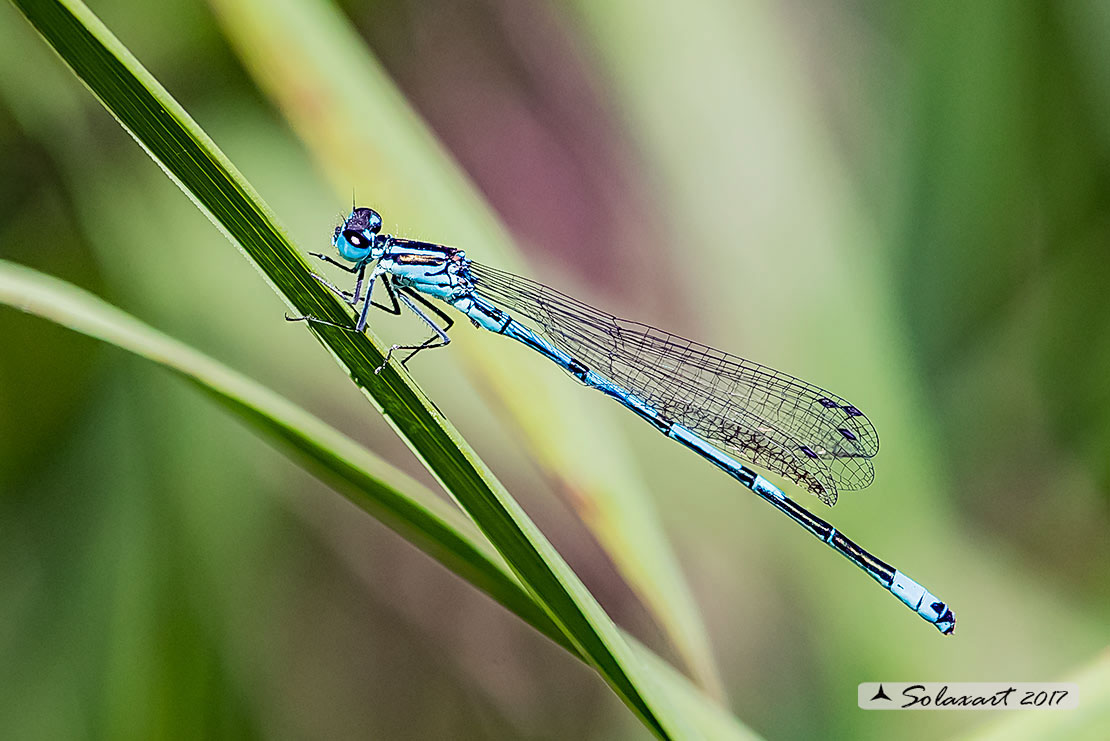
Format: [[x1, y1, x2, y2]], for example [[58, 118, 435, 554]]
[[2, 0, 1108, 738]]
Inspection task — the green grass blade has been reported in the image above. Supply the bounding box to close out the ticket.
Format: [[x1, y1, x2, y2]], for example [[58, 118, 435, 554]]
[[208, 0, 723, 696], [0, 257, 571, 656], [7, 0, 684, 734], [0, 258, 759, 741]]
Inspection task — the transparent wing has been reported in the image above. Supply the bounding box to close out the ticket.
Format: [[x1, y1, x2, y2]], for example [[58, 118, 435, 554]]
[[467, 261, 878, 505]]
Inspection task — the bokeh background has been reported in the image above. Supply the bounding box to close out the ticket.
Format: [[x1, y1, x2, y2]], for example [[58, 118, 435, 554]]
[[2, 0, 1108, 738]]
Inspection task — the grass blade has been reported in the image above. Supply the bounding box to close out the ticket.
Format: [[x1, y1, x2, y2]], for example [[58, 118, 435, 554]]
[[8, 0, 687, 734]]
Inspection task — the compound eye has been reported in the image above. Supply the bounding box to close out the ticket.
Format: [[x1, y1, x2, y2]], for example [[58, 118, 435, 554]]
[[343, 230, 369, 249]]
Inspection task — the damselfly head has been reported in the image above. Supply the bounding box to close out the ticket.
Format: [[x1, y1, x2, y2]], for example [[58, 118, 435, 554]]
[[346, 207, 382, 235], [333, 207, 383, 263]]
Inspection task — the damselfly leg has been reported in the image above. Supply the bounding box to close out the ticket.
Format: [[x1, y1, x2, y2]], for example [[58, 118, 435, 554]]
[[287, 265, 400, 329], [289, 264, 453, 372], [308, 251, 359, 273], [374, 288, 454, 374]]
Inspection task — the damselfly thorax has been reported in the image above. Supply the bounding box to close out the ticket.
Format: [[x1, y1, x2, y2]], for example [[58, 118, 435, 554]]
[[377, 238, 474, 302]]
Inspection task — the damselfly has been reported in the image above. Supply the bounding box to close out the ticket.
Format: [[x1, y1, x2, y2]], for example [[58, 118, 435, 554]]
[[288, 207, 955, 634]]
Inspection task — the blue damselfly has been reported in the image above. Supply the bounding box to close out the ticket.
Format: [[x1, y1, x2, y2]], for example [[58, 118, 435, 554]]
[[289, 207, 956, 634]]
